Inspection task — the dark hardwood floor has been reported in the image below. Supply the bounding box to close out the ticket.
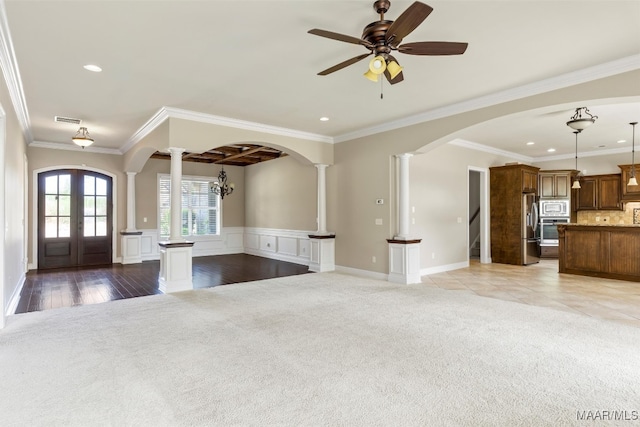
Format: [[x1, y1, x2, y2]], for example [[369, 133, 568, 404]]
[[15, 254, 311, 314]]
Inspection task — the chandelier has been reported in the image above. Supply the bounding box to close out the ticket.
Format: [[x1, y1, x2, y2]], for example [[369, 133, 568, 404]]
[[210, 167, 234, 199]]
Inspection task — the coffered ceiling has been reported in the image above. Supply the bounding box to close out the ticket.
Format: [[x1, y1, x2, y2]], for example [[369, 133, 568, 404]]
[[3, 1, 640, 160]]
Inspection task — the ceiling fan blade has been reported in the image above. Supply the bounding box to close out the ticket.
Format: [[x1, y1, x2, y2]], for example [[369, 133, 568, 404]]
[[318, 53, 372, 76], [398, 41, 468, 55], [384, 55, 404, 85], [308, 29, 373, 48], [385, 2, 433, 45]]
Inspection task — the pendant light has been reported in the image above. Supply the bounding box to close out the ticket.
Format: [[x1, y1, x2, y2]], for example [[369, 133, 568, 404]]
[[629, 122, 638, 187], [72, 126, 94, 148], [566, 107, 598, 131], [571, 130, 581, 189]]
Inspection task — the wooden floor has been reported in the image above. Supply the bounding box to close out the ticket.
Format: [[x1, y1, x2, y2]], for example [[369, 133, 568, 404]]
[[15, 254, 311, 314]]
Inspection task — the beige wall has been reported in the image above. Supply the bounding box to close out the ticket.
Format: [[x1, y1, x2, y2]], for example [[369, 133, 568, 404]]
[[1, 75, 28, 317], [26, 147, 125, 266], [135, 158, 245, 229], [244, 156, 316, 230]]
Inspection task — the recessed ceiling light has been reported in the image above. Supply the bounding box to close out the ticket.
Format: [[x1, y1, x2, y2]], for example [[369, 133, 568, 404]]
[[526, 141, 535, 145], [617, 139, 626, 144], [320, 117, 329, 122], [83, 64, 102, 72], [547, 148, 556, 152]]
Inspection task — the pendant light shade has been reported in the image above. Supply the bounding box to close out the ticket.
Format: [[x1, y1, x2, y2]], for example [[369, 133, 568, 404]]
[[629, 122, 638, 187], [72, 126, 94, 148], [386, 60, 403, 80], [572, 130, 581, 189]]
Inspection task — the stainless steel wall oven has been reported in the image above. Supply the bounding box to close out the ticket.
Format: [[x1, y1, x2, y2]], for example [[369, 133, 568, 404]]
[[539, 217, 570, 245]]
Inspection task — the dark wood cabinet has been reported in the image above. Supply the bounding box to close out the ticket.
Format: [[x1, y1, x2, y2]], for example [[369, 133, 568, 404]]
[[539, 170, 573, 198], [574, 174, 622, 211], [619, 164, 640, 201], [490, 164, 540, 265], [522, 169, 538, 193]]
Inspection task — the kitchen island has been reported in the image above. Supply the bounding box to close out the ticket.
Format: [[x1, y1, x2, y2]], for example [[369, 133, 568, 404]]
[[557, 224, 640, 282]]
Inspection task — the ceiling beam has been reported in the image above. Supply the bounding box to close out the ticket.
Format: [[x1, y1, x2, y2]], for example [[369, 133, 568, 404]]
[[214, 146, 267, 164]]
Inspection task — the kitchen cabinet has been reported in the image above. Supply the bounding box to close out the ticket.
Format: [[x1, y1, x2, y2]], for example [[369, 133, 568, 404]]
[[522, 168, 538, 193], [573, 173, 622, 211], [618, 164, 640, 201], [489, 164, 540, 265], [539, 170, 574, 198]]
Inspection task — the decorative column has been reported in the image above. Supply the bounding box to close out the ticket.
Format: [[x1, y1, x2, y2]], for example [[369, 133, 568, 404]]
[[308, 163, 335, 272], [158, 147, 194, 293], [388, 153, 421, 284], [120, 171, 143, 264]]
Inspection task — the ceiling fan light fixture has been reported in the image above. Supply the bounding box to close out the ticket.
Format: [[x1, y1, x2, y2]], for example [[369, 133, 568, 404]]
[[72, 126, 94, 148], [386, 60, 403, 79], [368, 55, 387, 75], [364, 69, 379, 82]]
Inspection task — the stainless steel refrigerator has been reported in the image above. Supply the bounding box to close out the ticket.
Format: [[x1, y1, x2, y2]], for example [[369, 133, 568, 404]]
[[522, 193, 540, 265]]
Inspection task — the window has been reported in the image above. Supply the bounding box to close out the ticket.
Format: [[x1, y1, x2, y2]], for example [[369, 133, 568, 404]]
[[159, 175, 220, 237]]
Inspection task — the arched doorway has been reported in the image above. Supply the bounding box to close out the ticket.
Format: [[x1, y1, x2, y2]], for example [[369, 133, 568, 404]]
[[37, 169, 113, 269]]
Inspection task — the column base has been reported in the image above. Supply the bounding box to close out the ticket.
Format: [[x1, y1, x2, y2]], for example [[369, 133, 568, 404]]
[[120, 231, 143, 264], [387, 239, 422, 284], [158, 241, 194, 293], [308, 234, 336, 273]]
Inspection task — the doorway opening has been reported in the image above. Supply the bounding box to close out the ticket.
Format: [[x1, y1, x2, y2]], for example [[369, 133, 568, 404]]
[[37, 169, 113, 269], [468, 167, 490, 264]]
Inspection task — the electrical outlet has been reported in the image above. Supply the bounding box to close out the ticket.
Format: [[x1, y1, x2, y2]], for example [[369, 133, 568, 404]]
[[375, 218, 383, 225], [143, 217, 147, 223], [372, 256, 376, 263], [432, 253, 436, 259]]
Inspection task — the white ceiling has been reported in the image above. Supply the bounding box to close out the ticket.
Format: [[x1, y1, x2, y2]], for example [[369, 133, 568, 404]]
[[4, 0, 640, 159]]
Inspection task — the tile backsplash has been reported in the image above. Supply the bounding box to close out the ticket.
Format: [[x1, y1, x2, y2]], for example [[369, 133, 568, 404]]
[[577, 202, 640, 225]]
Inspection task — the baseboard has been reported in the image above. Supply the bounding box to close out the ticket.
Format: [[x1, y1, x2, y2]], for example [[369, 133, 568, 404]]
[[6, 272, 26, 315], [335, 265, 388, 281], [420, 261, 469, 276]]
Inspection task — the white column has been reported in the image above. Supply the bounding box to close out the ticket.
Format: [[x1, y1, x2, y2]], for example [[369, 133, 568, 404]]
[[169, 147, 186, 242], [315, 164, 328, 235], [395, 153, 412, 240], [125, 172, 137, 232]]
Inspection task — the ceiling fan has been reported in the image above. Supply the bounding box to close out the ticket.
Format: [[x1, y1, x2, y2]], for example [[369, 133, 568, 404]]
[[308, 1, 468, 85]]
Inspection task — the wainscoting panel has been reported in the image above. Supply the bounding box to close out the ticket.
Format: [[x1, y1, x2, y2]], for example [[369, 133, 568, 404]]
[[139, 227, 245, 261], [244, 227, 311, 266]]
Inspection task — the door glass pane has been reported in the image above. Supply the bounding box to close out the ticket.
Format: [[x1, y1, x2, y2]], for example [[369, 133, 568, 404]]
[[58, 195, 71, 216], [84, 216, 95, 237], [84, 196, 95, 215], [59, 217, 71, 238], [45, 217, 58, 238], [45, 195, 58, 216], [96, 217, 107, 236], [45, 176, 58, 194], [95, 196, 107, 215], [84, 176, 95, 195], [96, 178, 107, 196], [59, 174, 71, 194]]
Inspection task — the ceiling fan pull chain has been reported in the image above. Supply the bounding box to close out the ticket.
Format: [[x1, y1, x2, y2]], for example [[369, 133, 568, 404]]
[[380, 77, 384, 100]]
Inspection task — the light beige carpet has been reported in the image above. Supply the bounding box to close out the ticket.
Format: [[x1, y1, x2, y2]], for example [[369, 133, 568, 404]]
[[1, 272, 639, 426]]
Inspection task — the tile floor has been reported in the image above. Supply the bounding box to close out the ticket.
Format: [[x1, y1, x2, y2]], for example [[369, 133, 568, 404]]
[[422, 259, 640, 328]]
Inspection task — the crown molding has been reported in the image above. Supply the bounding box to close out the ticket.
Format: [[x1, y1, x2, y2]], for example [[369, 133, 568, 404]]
[[448, 139, 533, 163], [531, 146, 632, 163], [119, 106, 334, 154], [163, 107, 334, 144], [334, 55, 640, 144], [0, 0, 32, 143], [119, 107, 170, 154], [30, 140, 122, 155]]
